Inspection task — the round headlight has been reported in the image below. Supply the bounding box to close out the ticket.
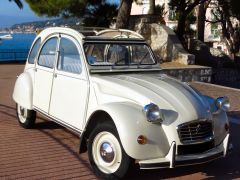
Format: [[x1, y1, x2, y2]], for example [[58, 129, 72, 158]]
[[215, 97, 230, 112], [143, 103, 164, 123]]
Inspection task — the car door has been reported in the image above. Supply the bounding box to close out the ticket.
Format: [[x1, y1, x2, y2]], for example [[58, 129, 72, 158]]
[[33, 36, 59, 113], [49, 35, 89, 132]]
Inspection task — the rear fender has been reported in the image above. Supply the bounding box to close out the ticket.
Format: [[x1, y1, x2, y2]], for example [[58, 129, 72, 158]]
[[12, 72, 33, 109]]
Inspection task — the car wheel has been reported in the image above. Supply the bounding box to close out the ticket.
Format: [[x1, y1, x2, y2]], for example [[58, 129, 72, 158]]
[[16, 103, 36, 129], [88, 123, 134, 179]]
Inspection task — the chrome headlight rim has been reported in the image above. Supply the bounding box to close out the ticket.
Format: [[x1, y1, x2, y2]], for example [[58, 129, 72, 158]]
[[215, 96, 230, 112], [143, 103, 164, 123]]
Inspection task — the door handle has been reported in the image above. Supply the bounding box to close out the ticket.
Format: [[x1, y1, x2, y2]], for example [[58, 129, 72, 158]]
[[54, 74, 57, 78], [35, 68, 37, 72]]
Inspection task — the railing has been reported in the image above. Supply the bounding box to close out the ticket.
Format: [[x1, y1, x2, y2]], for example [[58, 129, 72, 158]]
[[0, 49, 29, 62]]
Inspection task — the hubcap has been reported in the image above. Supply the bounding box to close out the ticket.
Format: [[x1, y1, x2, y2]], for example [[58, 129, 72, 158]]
[[100, 142, 115, 163], [18, 105, 27, 123]]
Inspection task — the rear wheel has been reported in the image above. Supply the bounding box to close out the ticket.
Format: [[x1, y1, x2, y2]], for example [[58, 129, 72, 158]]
[[88, 123, 134, 179], [16, 104, 36, 129]]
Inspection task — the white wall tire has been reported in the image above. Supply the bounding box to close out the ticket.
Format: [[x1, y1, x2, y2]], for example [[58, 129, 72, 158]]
[[88, 123, 134, 179], [92, 131, 122, 174], [16, 104, 36, 129]]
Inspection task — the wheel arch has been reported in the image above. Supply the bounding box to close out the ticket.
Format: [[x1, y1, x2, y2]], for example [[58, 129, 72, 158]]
[[79, 110, 116, 154]]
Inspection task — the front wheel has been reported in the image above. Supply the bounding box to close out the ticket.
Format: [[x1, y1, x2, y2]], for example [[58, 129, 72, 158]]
[[16, 104, 36, 129], [88, 123, 134, 179]]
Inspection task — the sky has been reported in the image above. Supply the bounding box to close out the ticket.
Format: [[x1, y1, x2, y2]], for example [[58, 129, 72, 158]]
[[0, 0, 54, 28], [0, 0, 120, 28]]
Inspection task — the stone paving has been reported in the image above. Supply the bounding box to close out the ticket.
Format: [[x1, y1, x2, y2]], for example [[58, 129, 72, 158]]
[[0, 64, 239, 179]]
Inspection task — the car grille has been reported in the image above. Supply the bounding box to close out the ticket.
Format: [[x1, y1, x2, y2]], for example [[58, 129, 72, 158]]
[[177, 120, 213, 144]]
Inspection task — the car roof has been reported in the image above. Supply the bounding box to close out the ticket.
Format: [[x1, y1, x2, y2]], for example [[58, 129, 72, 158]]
[[36, 27, 145, 42]]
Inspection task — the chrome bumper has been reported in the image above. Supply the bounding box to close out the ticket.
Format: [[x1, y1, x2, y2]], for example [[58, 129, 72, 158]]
[[139, 133, 231, 169]]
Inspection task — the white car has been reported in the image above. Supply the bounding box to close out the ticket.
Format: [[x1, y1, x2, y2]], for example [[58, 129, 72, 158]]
[[13, 27, 231, 179]]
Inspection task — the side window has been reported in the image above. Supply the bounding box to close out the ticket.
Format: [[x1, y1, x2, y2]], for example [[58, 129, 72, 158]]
[[28, 38, 41, 64], [38, 37, 58, 68], [58, 37, 82, 74]]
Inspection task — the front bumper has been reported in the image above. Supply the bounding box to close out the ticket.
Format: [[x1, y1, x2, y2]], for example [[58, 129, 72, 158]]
[[139, 133, 231, 169]]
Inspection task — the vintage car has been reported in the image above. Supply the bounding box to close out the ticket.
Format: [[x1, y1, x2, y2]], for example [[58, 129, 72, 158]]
[[13, 27, 231, 179]]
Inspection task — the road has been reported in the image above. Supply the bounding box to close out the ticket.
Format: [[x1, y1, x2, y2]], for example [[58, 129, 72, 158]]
[[0, 64, 239, 179]]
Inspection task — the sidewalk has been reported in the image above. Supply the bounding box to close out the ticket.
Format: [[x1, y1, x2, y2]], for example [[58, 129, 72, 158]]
[[191, 81, 240, 118]]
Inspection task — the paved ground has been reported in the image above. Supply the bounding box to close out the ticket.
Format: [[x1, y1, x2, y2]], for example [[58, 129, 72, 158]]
[[0, 64, 239, 180]]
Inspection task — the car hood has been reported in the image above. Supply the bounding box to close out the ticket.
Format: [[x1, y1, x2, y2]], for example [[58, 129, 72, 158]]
[[91, 73, 212, 124]]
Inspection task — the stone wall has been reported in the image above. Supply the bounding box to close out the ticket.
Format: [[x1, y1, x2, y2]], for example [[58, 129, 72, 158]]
[[161, 66, 212, 82], [189, 39, 231, 68], [213, 68, 240, 82], [129, 15, 195, 65]]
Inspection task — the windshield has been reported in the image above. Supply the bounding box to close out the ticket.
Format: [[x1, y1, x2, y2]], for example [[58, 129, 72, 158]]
[[84, 42, 156, 67]]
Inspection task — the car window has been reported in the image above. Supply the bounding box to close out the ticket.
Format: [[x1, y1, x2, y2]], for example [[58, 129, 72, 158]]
[[131, 45, 152, 64], [84, 43, 156, 66], [107, 44, 130, 65], [28, 38, 41, 64], [38, 37, 58, 68], [57, 37, 82, 74]]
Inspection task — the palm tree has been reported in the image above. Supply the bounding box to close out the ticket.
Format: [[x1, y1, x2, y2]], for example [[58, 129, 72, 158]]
[[9, 0, 23, 9]]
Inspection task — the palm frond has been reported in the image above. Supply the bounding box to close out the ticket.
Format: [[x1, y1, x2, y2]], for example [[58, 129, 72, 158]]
[[9, 0, 23, 9]]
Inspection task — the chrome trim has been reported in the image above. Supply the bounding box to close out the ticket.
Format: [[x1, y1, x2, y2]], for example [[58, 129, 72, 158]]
[[176, 119, 214, 145]]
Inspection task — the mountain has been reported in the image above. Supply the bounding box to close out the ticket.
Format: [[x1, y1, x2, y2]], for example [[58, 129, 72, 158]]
[[0, 14, 51, 28], [10, 17, 82, 30]]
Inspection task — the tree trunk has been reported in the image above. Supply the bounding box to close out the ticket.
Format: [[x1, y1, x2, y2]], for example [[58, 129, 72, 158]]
[[197, 3, 206, 41], [176, 12, 186, 41], [116, 0, 133, 29], [148, 0, 155, 15]]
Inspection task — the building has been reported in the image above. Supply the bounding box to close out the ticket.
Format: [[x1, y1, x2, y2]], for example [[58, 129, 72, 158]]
[[131, 0, 231, 54], [131, 0, 177, 29]]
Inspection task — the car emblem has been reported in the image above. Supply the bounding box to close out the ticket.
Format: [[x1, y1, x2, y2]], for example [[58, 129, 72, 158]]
[[195, 124, 201, 135]]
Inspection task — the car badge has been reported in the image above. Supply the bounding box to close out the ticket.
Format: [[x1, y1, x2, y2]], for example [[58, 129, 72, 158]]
[[195, 124, 201, 135]]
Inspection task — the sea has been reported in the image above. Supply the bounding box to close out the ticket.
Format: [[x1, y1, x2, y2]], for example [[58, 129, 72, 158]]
[[0, 33, 36, 62]]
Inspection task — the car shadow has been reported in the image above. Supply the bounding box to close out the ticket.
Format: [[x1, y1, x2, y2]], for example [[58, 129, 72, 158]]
[[34, 118, 63, 130]]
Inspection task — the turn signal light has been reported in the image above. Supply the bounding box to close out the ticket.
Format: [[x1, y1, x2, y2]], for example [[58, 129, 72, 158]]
[[137, 135, 147, 145]]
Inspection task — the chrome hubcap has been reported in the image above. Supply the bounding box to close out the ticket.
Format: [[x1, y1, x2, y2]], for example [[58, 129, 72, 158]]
[[18, 105, 27, 123], [100, 142, 115, 163]]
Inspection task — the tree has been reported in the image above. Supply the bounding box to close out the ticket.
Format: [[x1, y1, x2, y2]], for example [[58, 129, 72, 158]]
[[206, 0, 240, 59], [25, 0, 117, 27], [116, 0, 157, 28], [115, 0, 133, 29], [9, 0, 23, 9], [149, 0, 156, 14], [169, 0, 209, 41], [196, 1, 210, 41]]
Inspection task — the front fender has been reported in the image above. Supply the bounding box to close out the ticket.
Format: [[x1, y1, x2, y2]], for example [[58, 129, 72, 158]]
[[213, 111, 229, 146], [12, 72, 33, 109], [95, 102, 170, 160]]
